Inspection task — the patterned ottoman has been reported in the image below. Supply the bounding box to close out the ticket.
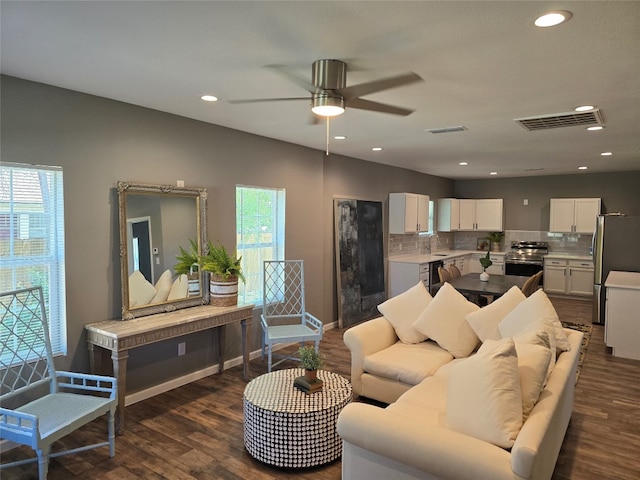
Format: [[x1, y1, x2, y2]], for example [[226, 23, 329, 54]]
[[243, 368, 352, 468]]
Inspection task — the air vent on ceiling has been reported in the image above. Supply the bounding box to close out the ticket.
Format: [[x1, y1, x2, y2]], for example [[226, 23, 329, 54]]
[[514, 109, 604, 131], [426, 126, 468, 134]]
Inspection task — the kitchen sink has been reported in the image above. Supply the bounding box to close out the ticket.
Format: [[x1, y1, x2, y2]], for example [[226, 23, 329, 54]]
[[432, 253, 448, 256]]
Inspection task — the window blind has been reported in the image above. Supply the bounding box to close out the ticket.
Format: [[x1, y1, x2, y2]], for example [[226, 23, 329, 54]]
[[0, 163, 67, 361]]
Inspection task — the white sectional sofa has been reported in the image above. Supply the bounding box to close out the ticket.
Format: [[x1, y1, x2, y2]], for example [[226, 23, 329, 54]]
[[337, 282, 583, 480]]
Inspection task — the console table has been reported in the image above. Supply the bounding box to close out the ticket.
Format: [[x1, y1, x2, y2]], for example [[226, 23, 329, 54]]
[[85, 303, 253, 434]]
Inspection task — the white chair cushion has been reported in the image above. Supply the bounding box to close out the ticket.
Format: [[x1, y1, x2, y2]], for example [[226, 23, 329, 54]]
[[513, 329, 552, 419], [447, 338, 523, 449], [363, 341, 453, 386], [413, 283, 480, 358], [465, 286, 526, 342], [129, 270, 157, 307], [151, 269, 173, 304], [377, 282, 432, 344]]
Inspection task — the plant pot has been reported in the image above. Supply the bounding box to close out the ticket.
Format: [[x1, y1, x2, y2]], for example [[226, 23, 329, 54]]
[[304, 369, 318, 383], [209, 274, 238, 306], [491, 243, 501, 252], [480, 271, 490, 282]]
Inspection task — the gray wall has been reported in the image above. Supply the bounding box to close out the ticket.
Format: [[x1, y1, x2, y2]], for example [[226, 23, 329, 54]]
[[455, 173, 640, 231], [1, 75, 453, 393]]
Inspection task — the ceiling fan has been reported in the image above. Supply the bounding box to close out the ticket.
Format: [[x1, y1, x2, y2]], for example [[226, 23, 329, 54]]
[[229, 59, 423, 119]]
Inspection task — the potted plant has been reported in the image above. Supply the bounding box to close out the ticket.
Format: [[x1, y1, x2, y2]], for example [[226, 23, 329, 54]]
[[479, 250, 492, 281], [174, 238, 201, 297], [299, 345, 324, 382], [200, 240, 245, 306], [486, 231, 505, 252]]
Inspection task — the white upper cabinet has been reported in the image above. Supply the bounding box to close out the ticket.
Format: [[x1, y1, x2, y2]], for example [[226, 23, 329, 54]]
[[437, 198, 460, 232], [389, 193, 430, 234], [458, 199, 503, 231], [549, 198, 601, 233]]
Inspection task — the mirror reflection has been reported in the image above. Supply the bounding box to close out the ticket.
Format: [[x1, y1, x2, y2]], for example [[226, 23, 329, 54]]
[[118, 181, 208, 319]]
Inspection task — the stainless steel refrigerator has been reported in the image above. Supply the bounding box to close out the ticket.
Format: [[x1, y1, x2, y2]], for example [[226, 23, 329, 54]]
[[592, 214, 640, 324]]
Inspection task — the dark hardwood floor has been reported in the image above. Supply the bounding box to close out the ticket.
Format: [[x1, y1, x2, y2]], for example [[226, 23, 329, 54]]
[[2, 298, 639, 479]]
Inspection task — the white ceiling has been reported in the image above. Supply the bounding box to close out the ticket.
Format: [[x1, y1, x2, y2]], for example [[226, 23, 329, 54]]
[[2, 1, 639, 179]]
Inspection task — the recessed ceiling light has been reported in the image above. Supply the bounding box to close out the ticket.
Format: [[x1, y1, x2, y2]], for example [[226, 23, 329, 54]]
[[201, 95, 218, 102], [601, 152, 613, 156], [371, 147, 383, 151], [459, 162, 468, 166], [490, 171, 498, 176], [535, 10, 572, 27], [334, 135, 346, 140], [574, 105, 595, 112], [578, 166, 588, 170], [587, 126, 604, 131]]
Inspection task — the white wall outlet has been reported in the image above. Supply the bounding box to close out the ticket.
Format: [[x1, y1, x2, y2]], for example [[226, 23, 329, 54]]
[[177, 180, 185, 187], [178, 342, 186, 356], [523, 199, 529, 205]]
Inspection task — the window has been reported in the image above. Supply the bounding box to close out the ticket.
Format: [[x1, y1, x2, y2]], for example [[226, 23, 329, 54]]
[[0, 163, 67, 360], [236, 185, 285, 306]]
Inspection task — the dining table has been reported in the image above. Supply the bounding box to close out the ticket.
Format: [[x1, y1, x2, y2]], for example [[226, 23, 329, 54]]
[[431, 273, 530, 304]]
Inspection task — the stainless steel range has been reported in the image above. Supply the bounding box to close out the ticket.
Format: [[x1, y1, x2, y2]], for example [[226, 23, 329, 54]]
[[505, 241, 548, 277]]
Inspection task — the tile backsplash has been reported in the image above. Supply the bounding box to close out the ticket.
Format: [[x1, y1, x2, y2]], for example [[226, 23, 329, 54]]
[[390, 230, 593, 256]]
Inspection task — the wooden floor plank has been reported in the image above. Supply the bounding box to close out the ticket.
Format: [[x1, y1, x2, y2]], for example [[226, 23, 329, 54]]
[[2, 297, 638, 479]]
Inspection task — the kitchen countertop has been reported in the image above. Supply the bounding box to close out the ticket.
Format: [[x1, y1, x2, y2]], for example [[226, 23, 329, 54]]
[[388, 250, 504, 264], [544, 253, 593, 261], [605, 271, 640, 289]]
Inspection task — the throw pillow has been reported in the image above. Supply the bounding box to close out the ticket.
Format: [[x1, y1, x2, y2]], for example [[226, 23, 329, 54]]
[[513, 329, 552, 419], [168, 274, 189, 300], [447, 338, 523, 449], [129, 270, 157, 307], [465, 286, 526, 342], [377, 282, 432, 344], [413, 283, 480, 358], [151, 269, 173, 304]]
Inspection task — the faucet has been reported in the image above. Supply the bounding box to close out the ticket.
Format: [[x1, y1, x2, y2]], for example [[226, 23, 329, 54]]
[[427, 233, 440, 254]]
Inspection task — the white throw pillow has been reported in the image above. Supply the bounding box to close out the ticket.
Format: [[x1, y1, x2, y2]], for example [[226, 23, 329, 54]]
[[377, 282, 432, 344], [513, 329, 552, 419], [168, 274, 189, 300], [465, 286, 526, 342], [447, 338, 523, 449], [129, 270, 157, 307], [413, 283, 480, 358], [151, 269, 173, 304]]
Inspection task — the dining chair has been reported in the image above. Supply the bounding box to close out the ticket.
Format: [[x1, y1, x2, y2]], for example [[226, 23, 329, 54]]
[[448, 264, 462, 279], [438, 266, 452, 283], [521, 271, 544, 297]]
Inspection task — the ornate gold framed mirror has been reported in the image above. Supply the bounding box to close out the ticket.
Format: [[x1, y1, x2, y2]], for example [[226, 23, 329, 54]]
[[118, 181, 208, 319]]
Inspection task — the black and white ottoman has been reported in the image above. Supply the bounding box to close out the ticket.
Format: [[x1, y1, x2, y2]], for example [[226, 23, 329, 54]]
[[243, 368, 352, 468]]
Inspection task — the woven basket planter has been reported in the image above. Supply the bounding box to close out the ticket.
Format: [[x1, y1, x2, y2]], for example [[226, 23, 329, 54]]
[[209, 274, 238, 306]]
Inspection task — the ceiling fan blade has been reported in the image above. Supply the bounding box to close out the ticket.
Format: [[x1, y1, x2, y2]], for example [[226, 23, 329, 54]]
[[265, 64, 318, 94], [228, 97, 310, 104], [338, 72, 423, 100], [347, 98, 415, 116]]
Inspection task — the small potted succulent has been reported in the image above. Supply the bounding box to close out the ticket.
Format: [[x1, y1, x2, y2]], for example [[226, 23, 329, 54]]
[[479, 250, 493, 282], [299, 345, 324, 382]]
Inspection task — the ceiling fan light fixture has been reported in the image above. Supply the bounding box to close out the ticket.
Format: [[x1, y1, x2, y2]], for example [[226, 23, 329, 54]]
[[312, 94, 345, 117], [535, 10, 572, 27]]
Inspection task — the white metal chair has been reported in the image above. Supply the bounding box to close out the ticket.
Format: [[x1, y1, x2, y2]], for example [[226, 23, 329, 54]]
[[1, 287, 117, 479], [261, 260, 323, 372]]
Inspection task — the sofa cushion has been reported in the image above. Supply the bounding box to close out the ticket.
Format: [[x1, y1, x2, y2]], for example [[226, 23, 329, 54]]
[[386, 401, 445, 428], [413, 283, 480, 358], [447, 338, 523, 449], [513, 329, 552, 419], [129, 270, 157, 307], [465, 286, 526, 342], [168, 274, 189, 300], [364, 341, 453, 386], [151, 269, 173, 304], [377, 282, 432, 344], [396, 374, 449, 413], [499, 289, 571, 353]]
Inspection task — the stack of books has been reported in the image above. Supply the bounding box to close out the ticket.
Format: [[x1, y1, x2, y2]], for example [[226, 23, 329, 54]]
[[294, 375, 323, 394]]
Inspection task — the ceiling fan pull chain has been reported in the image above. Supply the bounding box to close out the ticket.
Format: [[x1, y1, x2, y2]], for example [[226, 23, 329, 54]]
[[326, 116, 330, 155]]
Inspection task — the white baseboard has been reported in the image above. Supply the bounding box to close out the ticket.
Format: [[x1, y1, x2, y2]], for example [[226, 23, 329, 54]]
[[125, 321, 336, 406]]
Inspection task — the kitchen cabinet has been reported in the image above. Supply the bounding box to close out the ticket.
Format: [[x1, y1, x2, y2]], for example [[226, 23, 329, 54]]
[[436, 198, 459, 232], [469, 252, 505, 275], [443, 254, 468, 275], [388, 261, 432, 297], [605, 271, 640, 360], [549, 198, 601, 233], [543, 257, 594, 296], [389, 193, 430, 234], [458, 199, 503, 231]]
